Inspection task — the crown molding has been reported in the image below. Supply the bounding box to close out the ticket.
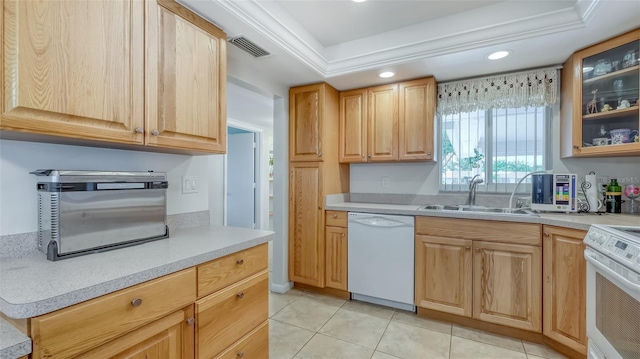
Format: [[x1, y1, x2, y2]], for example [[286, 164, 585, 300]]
[[215, 0, 328, 76], [215, 0, 599, 79]]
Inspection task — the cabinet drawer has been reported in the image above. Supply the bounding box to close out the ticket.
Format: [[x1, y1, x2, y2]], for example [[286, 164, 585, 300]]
[[416, 217, 541, 246], [30, 268, 196, 359], [197, 271, 269, 359], [214, 320, 269, 359], [197, 243, 268, 298], [325, 211, 347, 227]]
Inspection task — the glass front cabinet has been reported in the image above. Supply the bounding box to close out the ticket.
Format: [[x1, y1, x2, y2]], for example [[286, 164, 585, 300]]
[[561, 29, 640, 157]]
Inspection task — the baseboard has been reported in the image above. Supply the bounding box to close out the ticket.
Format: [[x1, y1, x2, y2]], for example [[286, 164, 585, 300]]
[[293, 282, 351, 299], [269, 281, 293, 293], [416, 308, 586, 359]]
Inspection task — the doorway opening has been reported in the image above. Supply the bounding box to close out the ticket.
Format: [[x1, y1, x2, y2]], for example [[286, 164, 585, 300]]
[[225, 126, 259, 229]]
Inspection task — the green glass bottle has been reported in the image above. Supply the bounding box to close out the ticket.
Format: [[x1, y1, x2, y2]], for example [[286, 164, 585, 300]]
[[605, 178, 622, 213]]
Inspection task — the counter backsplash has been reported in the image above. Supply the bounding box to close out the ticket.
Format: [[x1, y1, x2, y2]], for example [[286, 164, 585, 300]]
[[0, 210, 210, 261]]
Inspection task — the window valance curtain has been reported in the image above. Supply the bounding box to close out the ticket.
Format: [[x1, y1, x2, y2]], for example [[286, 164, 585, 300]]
[[436, 67, 559, 116]]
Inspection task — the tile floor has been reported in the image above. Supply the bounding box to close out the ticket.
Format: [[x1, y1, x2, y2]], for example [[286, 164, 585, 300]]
[[269, 289, 568, 359]]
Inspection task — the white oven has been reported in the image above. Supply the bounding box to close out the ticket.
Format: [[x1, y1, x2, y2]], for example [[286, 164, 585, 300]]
[[584, 225, 640, 359]]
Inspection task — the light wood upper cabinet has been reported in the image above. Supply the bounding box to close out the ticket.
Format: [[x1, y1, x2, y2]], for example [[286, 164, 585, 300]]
[[338, 77, 436, 163], [290, 83, 340, 162], [560, 28, 640, 157], [399, 78, 435, 161], [473, 241, 542, 332], [289, 162, 324, 286], [325, 225, 348, 291], [145, 0, 227, 153], [288, 82, 349, 290], [368, 84, 399, 162], [1, 0, 227, 154], [1, 0, 145, 144], [543, 226, 588, 355], [339, 89, 368, 163], [415, 235, 472, 317]]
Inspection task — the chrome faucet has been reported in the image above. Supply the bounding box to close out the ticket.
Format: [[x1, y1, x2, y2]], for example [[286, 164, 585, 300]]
[[468, 175, 484, 206]]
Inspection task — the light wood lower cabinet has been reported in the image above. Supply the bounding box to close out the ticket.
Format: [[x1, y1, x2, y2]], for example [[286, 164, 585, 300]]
[[543, 226, 588, 355], [30, 269, 196, 359], [473, 241, 542, 332], [325, 226, 348, 291], [415, 217, 542, 333], [214, 321, 269, 359], [415, 235, 472, 317], [76, 306, 194, 359], [25, 244, 269, 359], [196, 271, 269, 359]]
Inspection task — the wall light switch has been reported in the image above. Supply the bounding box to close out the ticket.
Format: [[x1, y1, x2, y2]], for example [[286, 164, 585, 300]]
[[182, 175, 198, 194]]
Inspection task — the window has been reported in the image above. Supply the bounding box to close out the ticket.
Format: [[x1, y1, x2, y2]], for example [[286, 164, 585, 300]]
[[440, 106, 552, 192]]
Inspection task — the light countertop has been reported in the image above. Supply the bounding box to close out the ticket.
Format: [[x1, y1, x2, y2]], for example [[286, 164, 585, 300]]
[[0, 225, 272, 359], [0, 318, 30, 359], [326, 202, 640, 230], [0, 225, 273, 319]]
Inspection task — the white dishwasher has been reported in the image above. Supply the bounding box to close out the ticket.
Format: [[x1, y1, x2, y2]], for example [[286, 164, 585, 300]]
[[348, 212, 415, 311]]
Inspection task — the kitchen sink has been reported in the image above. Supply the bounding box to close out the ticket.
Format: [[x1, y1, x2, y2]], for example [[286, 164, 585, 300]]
[[417, 204, 537, 216]]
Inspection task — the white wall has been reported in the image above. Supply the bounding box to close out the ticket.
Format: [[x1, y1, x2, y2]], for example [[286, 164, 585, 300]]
[[0, 140, 218, 235], [350, 107, 640, 194]]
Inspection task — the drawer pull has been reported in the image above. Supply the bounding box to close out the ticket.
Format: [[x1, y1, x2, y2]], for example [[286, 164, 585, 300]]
[[333, 214, 338, 218], [237, 259, 244, 265], [131, 298, 143, 307], [237, 351, 244, 358], [237, 292, 244, 299], [186, 317, 195, 326]]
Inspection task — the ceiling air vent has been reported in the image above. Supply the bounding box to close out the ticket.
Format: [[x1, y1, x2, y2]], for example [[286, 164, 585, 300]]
[[228, 36, 271, 58]]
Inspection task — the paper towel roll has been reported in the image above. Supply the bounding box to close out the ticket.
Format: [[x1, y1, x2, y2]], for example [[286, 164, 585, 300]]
[[585, 174, 600, 212]]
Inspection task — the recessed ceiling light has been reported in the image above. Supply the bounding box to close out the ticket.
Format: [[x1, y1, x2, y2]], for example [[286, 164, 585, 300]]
[[353, 0, 366, 2], [487, 50, 510, 60], [379, 72, 395, 78], [583, 66, 594, 73]]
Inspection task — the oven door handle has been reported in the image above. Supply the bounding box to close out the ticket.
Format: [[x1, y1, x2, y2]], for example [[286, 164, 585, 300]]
[[585, 250, 640, 295]]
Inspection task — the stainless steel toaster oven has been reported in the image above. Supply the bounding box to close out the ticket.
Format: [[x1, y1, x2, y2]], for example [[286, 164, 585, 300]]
[[31, 170, 169, 261]]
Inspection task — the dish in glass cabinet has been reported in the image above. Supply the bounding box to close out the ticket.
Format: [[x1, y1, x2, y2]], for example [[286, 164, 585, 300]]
[[622, 50, 638, 68], [593, 59, 612, 76]]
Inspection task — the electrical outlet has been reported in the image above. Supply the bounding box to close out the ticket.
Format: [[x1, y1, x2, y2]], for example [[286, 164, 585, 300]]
[[381, 176, 389, 188], [182, 176, 198, 194]]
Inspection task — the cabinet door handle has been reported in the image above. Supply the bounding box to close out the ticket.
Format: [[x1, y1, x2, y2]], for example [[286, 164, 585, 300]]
[[151, 129, 160, 136], [237, 259, 244, 265], [318, 206, 322, 210], [427, 152, 432, 156], [475, 248, 481, 252], [342, 233, 345, 237], [186, 317, 195, 326], [134, 127, 143, 134], [367, 155, 372, 158], [573, 145, 579, 149], [465, 246, 471, 250], [131, 298, 142, 307], [318, 152, 322, 157], [237, 292, 244, 299], [237, 351, 244, 358], [543, 232, 549, 237]]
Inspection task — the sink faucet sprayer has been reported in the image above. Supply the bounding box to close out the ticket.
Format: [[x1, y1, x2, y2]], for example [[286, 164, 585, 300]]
[[468, 175, 484, 206]]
